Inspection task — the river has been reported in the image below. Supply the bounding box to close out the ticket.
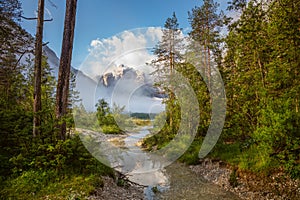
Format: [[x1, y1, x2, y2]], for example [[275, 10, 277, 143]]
[[79, 127, 239, 199], [116, 126, 240, 200]]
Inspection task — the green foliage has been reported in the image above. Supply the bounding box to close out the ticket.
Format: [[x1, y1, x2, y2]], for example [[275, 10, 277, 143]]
[[222, 0, 300, 177], [209, 142, 241, 166], [132, 118, 151, 126], [95, 99, 123, 134], [1, 134, 114, 199], [130, 112, 157, 120], [1, 171, 105, 200], [152, 111, 167, 132], [100, 124, 122, 134], [9, 134, 113, 175], [0, 108, 32, 178], [142, 109, 180, 151], [1, 2, 300, 200], [73, 104, 98, 130], [0, 3, 116, 200], [142, 0, 300, 181], [178, 139, 203, 165], [188, 0, 227, 68], [96, 99, 110, 126]]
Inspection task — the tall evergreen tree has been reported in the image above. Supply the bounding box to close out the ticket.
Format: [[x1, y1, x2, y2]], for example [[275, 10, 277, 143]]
[[223, 0, 300, 174], [188, 0, 227, 90], [223, 0, 270, 139], [150, 12, 184, 130], [0, 0, 33, 109]]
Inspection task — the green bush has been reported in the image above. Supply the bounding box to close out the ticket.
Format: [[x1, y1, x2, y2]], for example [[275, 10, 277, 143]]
[[1, 170, 105, 200], [101, 124, 123, 134], [1, 133, 114, 199]]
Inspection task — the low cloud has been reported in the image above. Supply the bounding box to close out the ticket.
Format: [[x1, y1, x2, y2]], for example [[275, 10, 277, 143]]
[[80, 27, 163, 79]]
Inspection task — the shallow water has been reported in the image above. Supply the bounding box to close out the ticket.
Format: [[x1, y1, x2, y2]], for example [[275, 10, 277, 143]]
[[80, 127, 239, 199], [122, 126, 169, 186], [121, 127, 240, 200]]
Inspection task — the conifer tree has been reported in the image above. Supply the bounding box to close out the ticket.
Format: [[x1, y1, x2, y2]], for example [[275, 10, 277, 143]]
[[188, 0, 226, 91], [0, 0, 32, 109], [151, 12, 183, 129]]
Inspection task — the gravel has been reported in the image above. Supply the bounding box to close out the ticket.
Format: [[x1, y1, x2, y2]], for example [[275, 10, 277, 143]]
[[88, 176, 145, 200], [190, 158, 300, 200], [77, 128, 300, 199]]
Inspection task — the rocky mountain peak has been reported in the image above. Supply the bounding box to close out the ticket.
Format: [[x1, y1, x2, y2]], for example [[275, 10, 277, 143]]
[[100, 65, 147, 87]]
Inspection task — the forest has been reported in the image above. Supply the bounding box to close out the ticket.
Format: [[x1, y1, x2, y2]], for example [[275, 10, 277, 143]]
[[0, 0, 299, 199]]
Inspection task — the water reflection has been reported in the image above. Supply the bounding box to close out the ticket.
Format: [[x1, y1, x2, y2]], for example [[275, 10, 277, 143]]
[[79, 127, 240, 200], [79, 126, 169, 186], [121, 126, 169, 186]]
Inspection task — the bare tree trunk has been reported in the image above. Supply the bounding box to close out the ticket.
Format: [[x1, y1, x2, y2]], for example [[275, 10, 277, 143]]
[[55, 0, 77, 140], [169, 31, 173, 129], [33, 0, 44, 137]]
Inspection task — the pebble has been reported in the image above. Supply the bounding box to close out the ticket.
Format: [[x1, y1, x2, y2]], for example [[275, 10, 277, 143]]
[[190, 159, 300, 200]]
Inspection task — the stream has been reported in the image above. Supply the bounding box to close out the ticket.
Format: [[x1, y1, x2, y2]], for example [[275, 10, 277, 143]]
[[79, 127, 240, 199], [118, 126, 240, 200]]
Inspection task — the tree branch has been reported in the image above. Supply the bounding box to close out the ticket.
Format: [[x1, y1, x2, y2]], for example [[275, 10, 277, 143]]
[[20, 15, 53, 22]]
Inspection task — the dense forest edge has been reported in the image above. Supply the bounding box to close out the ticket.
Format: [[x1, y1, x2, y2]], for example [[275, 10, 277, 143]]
[[1, 0, 299, 199]]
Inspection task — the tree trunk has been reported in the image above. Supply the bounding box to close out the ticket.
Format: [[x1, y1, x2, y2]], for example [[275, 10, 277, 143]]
[[55, 0, 77, 140], [33, 0, 44, 137]]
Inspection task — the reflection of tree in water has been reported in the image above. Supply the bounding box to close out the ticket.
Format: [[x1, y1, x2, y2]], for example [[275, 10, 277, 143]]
[[79, 127, 168, 185]]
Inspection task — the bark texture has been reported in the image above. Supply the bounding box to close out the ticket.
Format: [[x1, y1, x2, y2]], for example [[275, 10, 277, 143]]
[[55, 0, 77, 140]]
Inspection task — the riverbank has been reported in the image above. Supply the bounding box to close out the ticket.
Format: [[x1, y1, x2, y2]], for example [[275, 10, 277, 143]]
[[78, 128, 299, 199], [88, 176, 145, 200], [190, 158, 300, 200]]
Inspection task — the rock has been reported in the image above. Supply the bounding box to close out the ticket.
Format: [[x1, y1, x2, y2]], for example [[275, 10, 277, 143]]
[[88, 176, 145, 200]]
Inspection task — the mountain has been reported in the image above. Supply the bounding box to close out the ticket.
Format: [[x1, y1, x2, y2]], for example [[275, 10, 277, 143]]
[[42, 47, 165, 113], [43, 45, 78, 77], [98, 65, 165, 99], [76, 64, 165, 113]]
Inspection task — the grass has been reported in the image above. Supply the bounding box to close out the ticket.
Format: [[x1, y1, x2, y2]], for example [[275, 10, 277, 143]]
[[0, 170, 107, 200], [208, 141, 242, 166], [0, 145, 115, 200], [131, 119, 151, 126], [178, 139, 203, 165], [208, 140, 281, 175]]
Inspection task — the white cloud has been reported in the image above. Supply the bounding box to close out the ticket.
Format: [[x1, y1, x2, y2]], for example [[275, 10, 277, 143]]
[[90, 39, 101, 47], [80, 27, 163, 79], [146, 27, 163, 44]]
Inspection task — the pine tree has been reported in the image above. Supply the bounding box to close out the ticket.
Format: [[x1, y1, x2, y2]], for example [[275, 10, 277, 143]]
[[150, 12, 184, 130], [188, 0, 227, 91], [223, 0, 270, 139], [223, 0, 300, 175], [0, 0, 33, 109]]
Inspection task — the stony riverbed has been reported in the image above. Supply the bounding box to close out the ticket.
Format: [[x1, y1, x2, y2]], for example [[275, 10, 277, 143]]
[[190, 159, 300, 200], [77, 128, 299, 200]]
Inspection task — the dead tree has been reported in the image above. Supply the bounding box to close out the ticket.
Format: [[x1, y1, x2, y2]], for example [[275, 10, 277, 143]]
[[55, 0, 77, 140], [33, 0, 45, 137]]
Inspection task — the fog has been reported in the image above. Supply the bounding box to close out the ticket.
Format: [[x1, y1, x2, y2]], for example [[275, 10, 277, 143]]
[[75, 67, 165, 113]]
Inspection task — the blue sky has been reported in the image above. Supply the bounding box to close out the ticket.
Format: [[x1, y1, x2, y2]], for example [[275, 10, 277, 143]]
[[20, 0, 228, 68]]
